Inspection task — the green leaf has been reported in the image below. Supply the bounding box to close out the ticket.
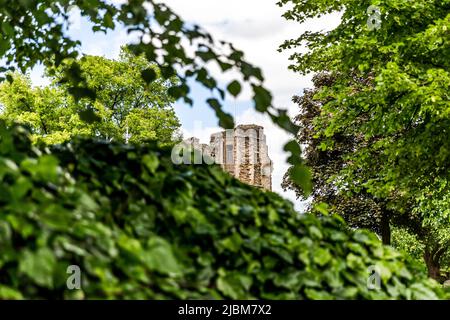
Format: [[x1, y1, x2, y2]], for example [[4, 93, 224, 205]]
[[167, 84, 189, 99], [160, 65, 175, 79], [0, 38, 10, 56], [78, 108, 101, 123], [284, 140, 301, 155], [217, 276, 238, 299], [314, 202, 329, 215], [195, 49, 216, 62], [219, 233, 243, 252], [10, 176, 33, 200], [227, 80, 241, 97], [290, 165, 312, 196], [304, 288, 333, 300], [308, 225, 323, 240], [21, 155, 59, 182], [142, 237, 182, 276], [0, 221, 12, 246], [19, 248, 56, 288], [141, 68, 157, 84], [313, 248, 332, 266], [207, 98, 234, 129], [68, 87, 96, 101], [142, 154, 159, 174], [1, 22, 14, 36], [252, 85, 272, 112], [0, 285, 23, 300], [410, 283, 440, 300]]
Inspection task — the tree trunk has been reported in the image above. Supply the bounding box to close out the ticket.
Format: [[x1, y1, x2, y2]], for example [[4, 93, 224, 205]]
[[380, 212, 391, 245], [424, 248, 442, 281]]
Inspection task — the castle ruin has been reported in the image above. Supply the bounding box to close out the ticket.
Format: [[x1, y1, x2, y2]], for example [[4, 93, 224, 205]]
[[185, 124, 273, 191]]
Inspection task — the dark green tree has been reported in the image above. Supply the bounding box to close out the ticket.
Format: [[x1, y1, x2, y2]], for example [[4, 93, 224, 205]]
[[278, 0, 450, 220], [282, 73, 397, 244], [282, 72, 450, 281]]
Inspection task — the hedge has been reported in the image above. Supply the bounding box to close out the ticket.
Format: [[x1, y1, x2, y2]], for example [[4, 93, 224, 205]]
[[0, 123, 445, 299]]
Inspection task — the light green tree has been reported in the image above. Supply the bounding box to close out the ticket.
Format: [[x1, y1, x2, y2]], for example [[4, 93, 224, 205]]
[[393, 225, 450, 281], [0, 49, 181, 145]]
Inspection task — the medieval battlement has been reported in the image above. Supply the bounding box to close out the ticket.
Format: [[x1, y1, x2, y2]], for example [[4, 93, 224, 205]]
[[185, 124, 272, 191]]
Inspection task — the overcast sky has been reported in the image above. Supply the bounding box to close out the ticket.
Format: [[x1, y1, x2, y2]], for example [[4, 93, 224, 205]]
[[29, 0, 341, 211]]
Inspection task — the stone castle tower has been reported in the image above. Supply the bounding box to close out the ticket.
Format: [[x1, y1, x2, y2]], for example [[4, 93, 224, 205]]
[[208, 124, 273, 191]]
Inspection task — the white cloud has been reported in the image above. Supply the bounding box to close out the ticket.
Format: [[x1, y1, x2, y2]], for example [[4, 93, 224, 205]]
[[26, 0, 341, 211], [163, 0, 340, 210], [68, 6, 82, 32], [83, 29, 138, 58], [163, 0, 340, 111], [181, 110, 304, 211], [181, 121, 221, 145], [29, 64, 50, 88]]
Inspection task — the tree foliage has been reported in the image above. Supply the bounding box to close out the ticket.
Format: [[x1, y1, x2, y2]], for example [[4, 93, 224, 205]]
[[283, 73, 399, 239], [283, 72, 450, 281], [393, 226, 450, 282], [0, 0, 308, 192], [278, 0, 450, 219], [0, 49, 180, 145], [0, 123, 445, 299], [279, 0, 450, 281]]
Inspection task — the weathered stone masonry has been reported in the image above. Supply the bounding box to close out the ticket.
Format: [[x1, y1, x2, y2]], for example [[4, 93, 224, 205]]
[[187, 124, 273, 191]]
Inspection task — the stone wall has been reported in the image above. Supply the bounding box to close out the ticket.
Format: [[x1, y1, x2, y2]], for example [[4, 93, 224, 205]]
[[207, 124, 272, 191]]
